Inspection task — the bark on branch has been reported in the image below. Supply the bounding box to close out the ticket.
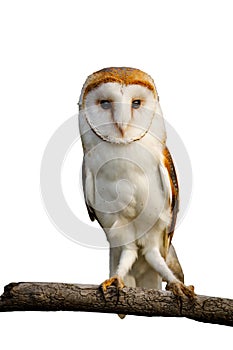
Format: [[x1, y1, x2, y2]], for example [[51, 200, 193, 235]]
[[0, 282, 232, 327]]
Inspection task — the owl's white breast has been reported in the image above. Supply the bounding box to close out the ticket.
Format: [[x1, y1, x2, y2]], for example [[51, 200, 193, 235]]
[[82, 127, 171, 243]]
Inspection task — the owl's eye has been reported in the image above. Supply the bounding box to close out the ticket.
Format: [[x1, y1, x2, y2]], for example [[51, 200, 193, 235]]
[[100, 100, 112, 110], [132, 100, 141, 109]]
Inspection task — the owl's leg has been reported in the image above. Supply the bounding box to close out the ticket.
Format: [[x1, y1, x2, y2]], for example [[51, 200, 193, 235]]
[[101, 246, 138, 319], [145, 247, 195, 298], [101, 247, 138, 292]]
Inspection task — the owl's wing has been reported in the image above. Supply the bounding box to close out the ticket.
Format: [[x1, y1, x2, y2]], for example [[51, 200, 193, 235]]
[[162, 147, 179, 242], [82, 159, 96, 222], [160, 147, 183, 281]]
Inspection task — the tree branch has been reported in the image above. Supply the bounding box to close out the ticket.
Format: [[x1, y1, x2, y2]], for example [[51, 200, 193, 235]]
[[0, 282, 232, 326]]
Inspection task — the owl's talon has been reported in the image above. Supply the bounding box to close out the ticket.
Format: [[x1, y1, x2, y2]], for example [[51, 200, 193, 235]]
[[100, 275, 125, 293], [100, 276, 126, 319], [166, 281, 196, 299]]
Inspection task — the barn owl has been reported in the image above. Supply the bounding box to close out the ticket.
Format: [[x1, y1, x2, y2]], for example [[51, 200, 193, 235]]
[[78, 67, 194, 305]]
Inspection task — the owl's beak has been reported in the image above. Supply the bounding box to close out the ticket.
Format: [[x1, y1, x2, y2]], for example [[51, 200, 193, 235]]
[[116, 123, 128, 137], [113, 103, 131, 137]]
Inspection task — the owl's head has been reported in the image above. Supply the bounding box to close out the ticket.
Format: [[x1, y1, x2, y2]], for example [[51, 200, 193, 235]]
[[79, 67, 166, 144]]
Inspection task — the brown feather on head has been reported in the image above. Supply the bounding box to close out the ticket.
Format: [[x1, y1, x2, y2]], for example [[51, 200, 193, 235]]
[[80, 67, 158, 108]]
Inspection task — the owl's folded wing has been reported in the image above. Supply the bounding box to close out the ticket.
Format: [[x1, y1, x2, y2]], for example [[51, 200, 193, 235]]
[[82, 160, 96, 222], [162, 147, 179, 241]]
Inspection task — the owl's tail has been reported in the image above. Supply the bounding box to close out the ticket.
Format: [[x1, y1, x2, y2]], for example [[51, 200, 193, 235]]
[[165, 243, 184, 283]]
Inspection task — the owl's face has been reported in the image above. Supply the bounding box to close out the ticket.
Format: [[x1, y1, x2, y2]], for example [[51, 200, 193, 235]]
[[79, 67, 161, 144]]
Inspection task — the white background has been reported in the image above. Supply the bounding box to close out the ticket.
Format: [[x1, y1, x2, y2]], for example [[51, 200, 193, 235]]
[[1, 0, 233, 348]]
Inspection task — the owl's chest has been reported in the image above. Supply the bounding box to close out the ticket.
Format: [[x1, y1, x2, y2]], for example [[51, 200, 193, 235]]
[[96, 158, 147, 217], [86, 141, 167, 220]]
